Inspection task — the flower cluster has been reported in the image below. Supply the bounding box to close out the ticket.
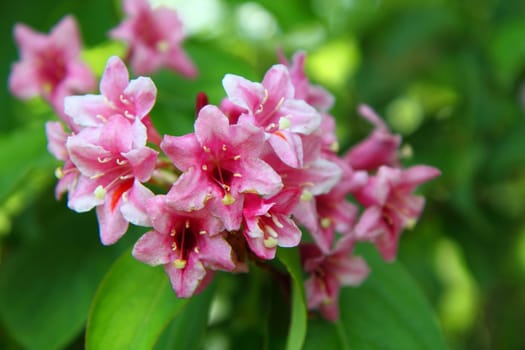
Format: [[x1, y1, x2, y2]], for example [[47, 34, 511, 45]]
[[9, 1, 440, 322]]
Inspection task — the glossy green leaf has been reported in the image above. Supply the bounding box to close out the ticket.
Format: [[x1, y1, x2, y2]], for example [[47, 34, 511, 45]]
[[0, 199, 123, 350], [304, 245, 447, 350], [86, 250, 188, 350], [277, 248, 307, 350]]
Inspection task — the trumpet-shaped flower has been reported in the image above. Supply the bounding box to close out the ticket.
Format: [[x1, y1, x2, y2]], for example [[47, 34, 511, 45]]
[[110, 0, 197, 77], [161, 105, 282, 230], [223, 65, 321, 168], [344, 105, 401, 171], [64, 56, 160, 143], [132, 195, 235, 297], [242, 191, 302, 260], [9, 16, 96, 125], [354, 165, 441, 261], [301, 234, 370, 321], [66, 115, 158, 244]]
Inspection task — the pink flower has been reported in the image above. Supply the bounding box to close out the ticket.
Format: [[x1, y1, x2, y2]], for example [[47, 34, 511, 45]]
[[344, 104, 401, 171], [301, 234, 370, 321], [354, 165, 441, 261], [45, 121, 80, 199], [161, 105, 282, 230], [110, 0, 197, 77], [9, 16, 96, 124], [64, 56, 160, 144], [242, 191, 302, 260], [132, 195, 235, 297], [66, 115, 158, 244], [223, 65, 321, 168]]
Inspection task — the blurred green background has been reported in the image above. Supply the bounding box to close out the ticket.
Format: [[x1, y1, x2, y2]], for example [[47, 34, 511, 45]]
[[1, 0, 525, 349]]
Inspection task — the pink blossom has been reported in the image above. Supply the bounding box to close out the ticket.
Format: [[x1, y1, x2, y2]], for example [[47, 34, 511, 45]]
[[64, 56, 160, 144], [161, 105, 282, 230], [110, 0, 197, 77], [354, 165, 441, 261], [242, 191, 302, 260], [132, 195, 235, 297], [9, 16, 96, 124], [66, 115, 158, 244], [223, 65, 321, 168], [301, 234, 370, 321], [344, 104, 401, 171]]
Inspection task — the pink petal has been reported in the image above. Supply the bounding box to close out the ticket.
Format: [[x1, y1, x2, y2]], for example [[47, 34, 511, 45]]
[[64, 94, 112, 127], [45, 121, 69, 161], [198, 234, 235, 271], [67, 175, 102, 212], [123, 76, 157, 119], [124, 147, 158, 182], [99, 115, 133, 153], [161, 133, 201, 171], [267, 131, 303, 168], [223, 74, 265, 112], [100, 56, 130, 103], [237, 157, 282, 197], [133, 230, 173, 265], [165, 253, 207, 297], [120, 181, 154, 226], [96, 200, 129, 245], [166, 167, 215, 212], [332, 256, 370, 286], [399, 165, 441, 188], [194, 105, 230, 147], [50, 16, 81, 57], [261, 64, 294, 102], [280, 99, 321, 135], [8, 61, 40, 99], [354, 206, 385, 240]]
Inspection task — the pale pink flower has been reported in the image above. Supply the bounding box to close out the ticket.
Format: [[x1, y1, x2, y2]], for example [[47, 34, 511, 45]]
[[161, 105, 282, 230], [223, 65, 321, 168], [344, 104, 401, 171], [354, 165, 441, 261], [132, 195, 235, 297], [242, 191, 302, 260], [110, 0, 197, 77], [64, 56, 160, 144], [66, 115, 158, 244], [9, 16, 96, 124], [301, 234, 370, 321]]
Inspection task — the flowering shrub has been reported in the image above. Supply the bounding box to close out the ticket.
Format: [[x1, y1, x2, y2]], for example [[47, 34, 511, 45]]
[[3, 0, 446, 349]]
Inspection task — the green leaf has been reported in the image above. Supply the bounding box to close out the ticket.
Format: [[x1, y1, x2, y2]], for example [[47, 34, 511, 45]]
[[0, 122, 53, 203], [277, 248, 307, 350], [86, 250, 188, 350], [305, 244, 447, 350], [0, 199, 124, 350], [154, 280, 216, 349]]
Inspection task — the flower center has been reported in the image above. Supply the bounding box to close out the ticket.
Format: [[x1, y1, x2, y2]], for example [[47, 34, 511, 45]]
[[170, 219, 198, 269]]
